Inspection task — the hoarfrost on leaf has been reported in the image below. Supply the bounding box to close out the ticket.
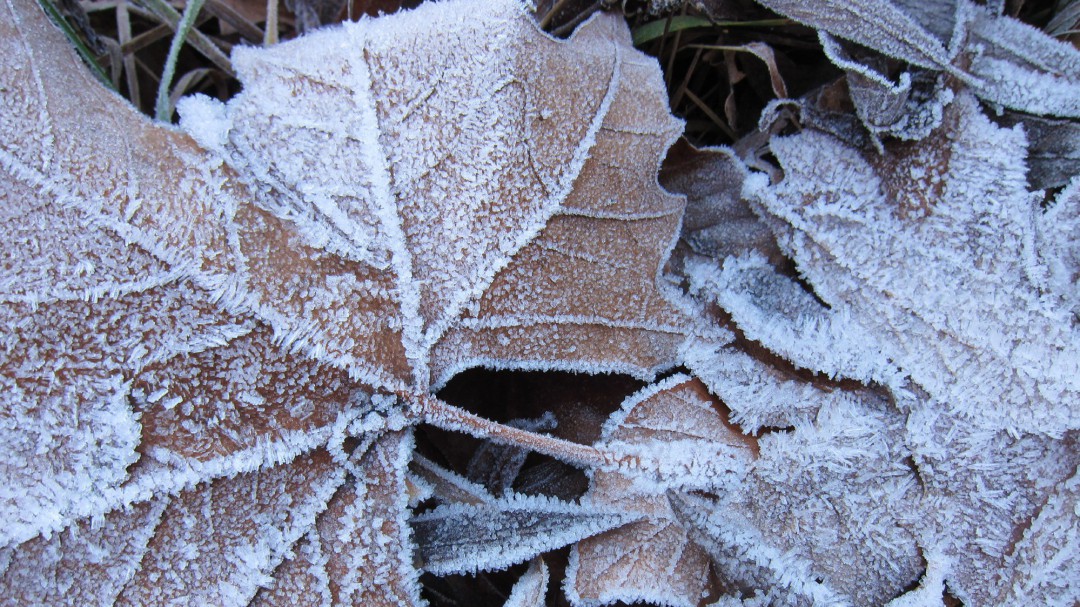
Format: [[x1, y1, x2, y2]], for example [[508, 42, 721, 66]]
[[747, 91, 1080, 438], [174, 0, 694, 394], [566, 375, 755, 607], [755, 0, 1080, 141], [504, 557, 549, 607], [1, 0, 695, 602], [412, 492, 634, 576], [676, 52, 1080, 605]]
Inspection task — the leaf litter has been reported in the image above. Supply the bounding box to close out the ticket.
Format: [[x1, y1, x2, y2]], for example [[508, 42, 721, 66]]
[[3, 0, 1080, 605]]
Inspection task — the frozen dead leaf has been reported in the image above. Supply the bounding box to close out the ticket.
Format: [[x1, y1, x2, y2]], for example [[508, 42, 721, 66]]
[[999, 114, 1080, 190], [686, 254, 903, 390], [251, 431, 420, 607], [566, 376, 755, 607], [1036, 178, 1080, 315], [752, 0, 957, 71], [660, 369, 922, 606], [117, 449, 345, 607], [683, 76, 1079, 604], [504, 557, 549, 607], [0, 500, 168, 606], [818, 32, 954, 143], [568, 515, 716, 607], [2, 0, 692, 602], [177, 0, 693, 394], [755, 0, 1080, 141], [747, 91, 1080, 437], [411, 492, 633, 576], [660, 140, 780, 265], [686, 344, 826, 433], [966, 6, 1080, 117], [997, 465, 1080, 606], [0, 449, 344, 606], [902, 405, 1080, 606]]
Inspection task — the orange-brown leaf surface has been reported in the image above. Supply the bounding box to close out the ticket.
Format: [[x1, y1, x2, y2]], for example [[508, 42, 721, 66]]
[[566, 376, 754, 607], [0, 0, 691, 603]]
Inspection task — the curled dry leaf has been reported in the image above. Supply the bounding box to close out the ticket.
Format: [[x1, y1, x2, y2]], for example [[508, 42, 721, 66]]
[[659, 139, 781, 266], [1, 0, 693, 603], [755, 0, 1080, 144]]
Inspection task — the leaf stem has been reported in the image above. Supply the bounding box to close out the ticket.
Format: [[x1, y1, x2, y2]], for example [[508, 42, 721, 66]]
[[414, 393, 631, 470]]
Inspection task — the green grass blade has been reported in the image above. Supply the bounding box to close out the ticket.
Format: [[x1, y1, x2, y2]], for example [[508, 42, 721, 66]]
[[632, 16, 793, 46], [36, 0, 116, 90], [154, 0, 206, 121]]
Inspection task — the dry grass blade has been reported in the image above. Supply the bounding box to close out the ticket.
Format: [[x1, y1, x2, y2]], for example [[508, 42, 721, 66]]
[[202, 0, 263, 42], [114, 1, 141, 110], [687, 42, 787, 97], [264, 0, 278, 43], [1047, 0, 1080, 36], [683, 86, 737, 139], [167, 65, 215, 108]]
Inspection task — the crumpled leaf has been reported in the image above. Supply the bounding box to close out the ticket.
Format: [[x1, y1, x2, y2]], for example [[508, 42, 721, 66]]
[[2, 0, 692, 602], [566, 375, 755, 607], [659, 140, 780, 265], [818, 31, 954, 142], [755, 0, 1080, 144], [746, 91, 1080, 437], [680, 83, 1080, 604], [683, 354, 1074, 606]]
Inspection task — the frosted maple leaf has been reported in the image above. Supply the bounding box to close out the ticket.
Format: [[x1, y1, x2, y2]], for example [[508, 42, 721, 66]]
[[0, 0, 698, 603]]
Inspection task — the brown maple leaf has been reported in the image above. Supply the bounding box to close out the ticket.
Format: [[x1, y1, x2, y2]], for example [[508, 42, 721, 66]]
[[0, 0, 693, 603], [566, 375, 755, 607]]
